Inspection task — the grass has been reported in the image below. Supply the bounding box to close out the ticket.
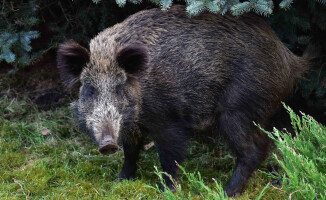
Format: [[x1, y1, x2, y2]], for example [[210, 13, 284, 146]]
[[0, 75, 286, 199]]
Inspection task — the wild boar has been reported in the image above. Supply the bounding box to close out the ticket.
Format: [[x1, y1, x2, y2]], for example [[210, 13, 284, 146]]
[[57, 5, 309, 196]]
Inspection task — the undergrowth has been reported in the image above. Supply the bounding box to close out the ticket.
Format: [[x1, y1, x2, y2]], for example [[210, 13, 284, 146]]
[[153, 165, 270, 200], [261, 104, 326, 199]]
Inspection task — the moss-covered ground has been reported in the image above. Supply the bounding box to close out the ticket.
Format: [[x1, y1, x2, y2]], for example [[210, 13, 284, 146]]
[[0, 74, 286, 199]]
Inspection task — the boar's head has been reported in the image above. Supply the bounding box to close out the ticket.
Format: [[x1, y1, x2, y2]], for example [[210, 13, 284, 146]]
[[57, 41, 146, 155]]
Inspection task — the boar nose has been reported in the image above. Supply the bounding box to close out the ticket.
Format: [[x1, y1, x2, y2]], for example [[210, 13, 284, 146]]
[[98, 143, 119, 155]]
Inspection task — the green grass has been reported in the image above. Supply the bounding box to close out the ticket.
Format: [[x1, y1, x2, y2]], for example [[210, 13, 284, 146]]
[[0, 77, 286, 199]]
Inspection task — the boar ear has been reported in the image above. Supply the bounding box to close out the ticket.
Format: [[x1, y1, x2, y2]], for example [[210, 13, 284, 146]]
[[117, 44, 148, 75], [57, 41, 90, 88]]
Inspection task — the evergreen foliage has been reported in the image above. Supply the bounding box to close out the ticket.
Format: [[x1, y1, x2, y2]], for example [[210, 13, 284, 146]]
[[300, 65, 326, 112], [1, 0, 325, 65], [0, 0, 149, 68], [91, 0, 326, 16], [0, 0, 40, 67], [262, 104, 326, 199]]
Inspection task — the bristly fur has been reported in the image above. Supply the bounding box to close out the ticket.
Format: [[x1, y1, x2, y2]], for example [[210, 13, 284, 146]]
[[57, 5, 310, 197]]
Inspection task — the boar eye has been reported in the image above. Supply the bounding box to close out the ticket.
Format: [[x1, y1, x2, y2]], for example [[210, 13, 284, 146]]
[[116, 85, 124, 100], [83, 85, 97, 100]]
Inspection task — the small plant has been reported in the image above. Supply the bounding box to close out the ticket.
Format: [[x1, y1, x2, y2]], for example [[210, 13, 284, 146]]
[[261, 104, 326, 199], [152, 164, 270, 199], [152, 165, 229, 199]]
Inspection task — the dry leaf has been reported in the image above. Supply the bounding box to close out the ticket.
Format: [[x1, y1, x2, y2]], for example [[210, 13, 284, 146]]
[[41, 130, 50, 135]]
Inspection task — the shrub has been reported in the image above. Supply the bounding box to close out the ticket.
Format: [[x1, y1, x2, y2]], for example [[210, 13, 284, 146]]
[[263, 104, 326, 199]]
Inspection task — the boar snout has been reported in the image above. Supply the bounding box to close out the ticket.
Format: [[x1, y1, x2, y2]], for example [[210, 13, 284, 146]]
[[99, 143, 118, 155], [98, 124, 119, 155]]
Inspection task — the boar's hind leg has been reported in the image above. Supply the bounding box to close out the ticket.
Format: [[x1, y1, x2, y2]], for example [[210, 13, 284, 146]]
[[154, 127, 188, 191], [218, 111, 271, 197], [118, 134, 144, 180]]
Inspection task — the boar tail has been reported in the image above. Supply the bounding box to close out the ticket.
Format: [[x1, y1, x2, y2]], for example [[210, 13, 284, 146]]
[[288, 40, 322, 85], [302, 41, 322, 61]]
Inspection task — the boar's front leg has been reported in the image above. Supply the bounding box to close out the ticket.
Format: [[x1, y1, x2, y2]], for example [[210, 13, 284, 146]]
[[153, 127, 188, 191], [118, 132, 144, 180]]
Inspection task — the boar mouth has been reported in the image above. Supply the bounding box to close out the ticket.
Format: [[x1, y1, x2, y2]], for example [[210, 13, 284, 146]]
[[98, 134, 119, 155], [98, 143, 119, 155]]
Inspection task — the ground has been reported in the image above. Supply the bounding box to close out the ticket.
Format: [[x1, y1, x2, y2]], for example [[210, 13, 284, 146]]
[[0, 52, 287, 199]]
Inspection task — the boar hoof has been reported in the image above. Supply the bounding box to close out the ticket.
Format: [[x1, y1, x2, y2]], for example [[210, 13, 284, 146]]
[[160, 184, 176, 193], [115, 175, 132, 182], [225, 186, 242, 197], [117, 169, 136, 181]]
